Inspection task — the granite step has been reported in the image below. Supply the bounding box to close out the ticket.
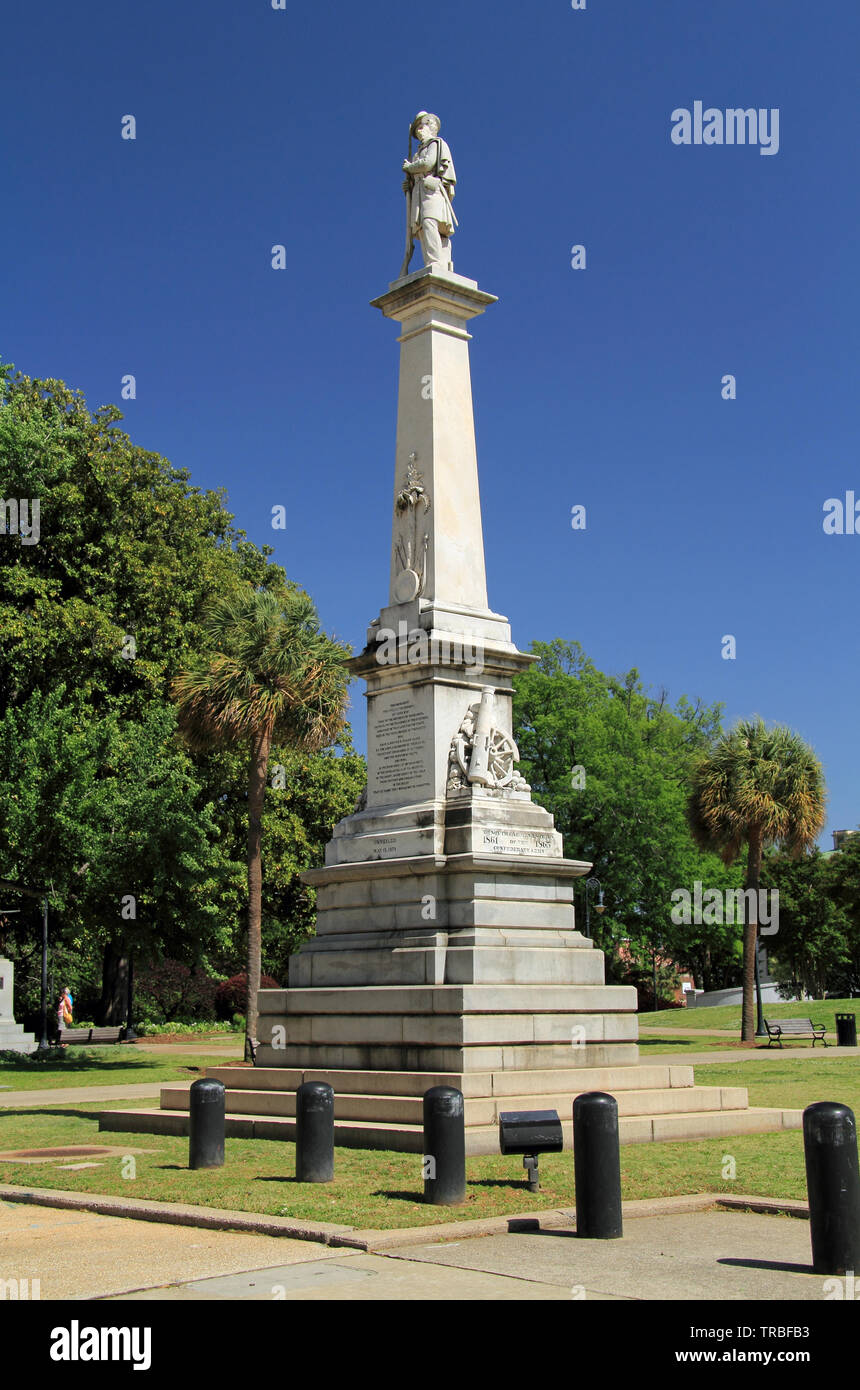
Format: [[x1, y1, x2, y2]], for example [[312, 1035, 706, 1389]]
[[158, 1082, 750, 1125], [256, 1010, 639, 1046], [203, 1062, 695, 1096], [257, 984, 637, 1015], [252, 1041, 641, 1071], [99, 1104, 803, 1153]]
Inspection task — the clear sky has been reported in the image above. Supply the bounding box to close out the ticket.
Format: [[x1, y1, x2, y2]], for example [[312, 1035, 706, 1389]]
[[3, 0, 858, 846]]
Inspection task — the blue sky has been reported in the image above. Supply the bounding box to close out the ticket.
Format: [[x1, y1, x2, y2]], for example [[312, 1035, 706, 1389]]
[[3, 0, 858, 845]]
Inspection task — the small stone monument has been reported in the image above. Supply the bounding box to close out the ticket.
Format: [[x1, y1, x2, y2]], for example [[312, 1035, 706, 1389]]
[[0, 957, 36, 1053]]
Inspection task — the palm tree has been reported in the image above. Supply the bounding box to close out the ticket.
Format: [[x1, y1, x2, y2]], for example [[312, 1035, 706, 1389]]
[[172, 586, 349, 1058], [687, 718, 826, 1042]]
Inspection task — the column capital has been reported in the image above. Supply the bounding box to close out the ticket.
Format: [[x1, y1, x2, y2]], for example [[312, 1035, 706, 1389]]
[[371, 266, 497, 327]]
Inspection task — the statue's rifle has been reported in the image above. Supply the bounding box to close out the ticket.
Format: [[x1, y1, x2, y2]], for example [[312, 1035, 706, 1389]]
[[399, 124, 415, 279]]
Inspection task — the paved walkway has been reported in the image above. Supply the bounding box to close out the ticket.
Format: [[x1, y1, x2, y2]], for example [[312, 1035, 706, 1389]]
[[640, 1026, 738, 1037], [642, 1045, 860, 1065], [0, 1198, 831, 1301], [0, 1083, 164, 1109], [386, 1208, 826, 1302]]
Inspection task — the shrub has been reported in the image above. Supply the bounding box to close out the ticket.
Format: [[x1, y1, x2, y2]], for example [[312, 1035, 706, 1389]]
[[134, 960, 223, 1023], [134, 1020, 236, 1036], [215, 973, 278, 1020], [0, 1046, 95, 1065]]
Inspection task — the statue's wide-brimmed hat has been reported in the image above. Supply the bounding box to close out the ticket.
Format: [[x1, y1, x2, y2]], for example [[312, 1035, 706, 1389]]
[[411, 111, 441, 136]]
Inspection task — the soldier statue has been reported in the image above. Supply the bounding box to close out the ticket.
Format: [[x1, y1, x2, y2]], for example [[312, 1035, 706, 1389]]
[[400, 111, 457, 276]]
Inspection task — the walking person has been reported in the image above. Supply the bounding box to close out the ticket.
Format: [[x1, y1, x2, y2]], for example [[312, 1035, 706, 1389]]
[[56, 986, 72, 1045]]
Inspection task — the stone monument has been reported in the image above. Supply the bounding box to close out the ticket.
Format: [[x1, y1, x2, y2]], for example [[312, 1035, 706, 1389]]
[[104, 117, 801, 1149], [0, 957, 35, 1054]]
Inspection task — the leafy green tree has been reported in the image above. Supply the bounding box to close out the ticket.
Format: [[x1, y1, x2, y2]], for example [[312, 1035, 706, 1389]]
[[0, 364, 284, 720], [172, 587, 351, 1054], [254, 739, 366, 980], [824, 833, 860, 996], [687, 718, 826, 1040], [0, 363, 303, 1010], [0, 690, 239, 1021], [513, 639, 738, 994], [765, 848, 849, 1000]]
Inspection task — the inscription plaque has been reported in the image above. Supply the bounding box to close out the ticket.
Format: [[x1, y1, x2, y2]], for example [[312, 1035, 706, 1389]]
[[370, 695, 432, 802], [481, 828, 556, 856]]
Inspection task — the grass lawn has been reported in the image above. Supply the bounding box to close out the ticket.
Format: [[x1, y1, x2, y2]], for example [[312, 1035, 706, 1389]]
[[638, 998, 858, 1033], [0, 1057, 854, 1229], [0, 1050, 243, 1091]]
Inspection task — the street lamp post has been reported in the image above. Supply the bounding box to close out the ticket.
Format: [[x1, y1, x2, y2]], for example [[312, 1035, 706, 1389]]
[[754, 932, 767, 1037], [584, 876, 605, 941], [39, 897, 49, 1051], [125, 948, 137, 1042]]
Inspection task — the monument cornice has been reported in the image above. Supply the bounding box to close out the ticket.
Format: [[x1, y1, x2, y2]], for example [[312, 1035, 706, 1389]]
[[371, 267, 498, 325], [301, 850, 593, 888]]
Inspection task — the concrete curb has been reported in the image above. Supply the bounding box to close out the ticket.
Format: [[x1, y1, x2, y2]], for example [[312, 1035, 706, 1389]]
[[0, 1184, 352, 1244], [0, 1182, 810, 1251], [713, 1194, 809, 1220], [335, 1192, 811, 1250]]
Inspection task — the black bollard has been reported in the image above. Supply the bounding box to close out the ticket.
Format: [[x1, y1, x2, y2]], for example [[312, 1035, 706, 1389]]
[[803, 1101, 860, 1274], [423, 1086, 466, 1205], [188, 1077, 225, 1170], [573, 1091, 623, 1239], [296, 1081, 334, 1182]]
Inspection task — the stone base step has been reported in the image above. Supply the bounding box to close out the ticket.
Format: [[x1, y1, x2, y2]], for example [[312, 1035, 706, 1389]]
[[204, 1062, 695, 1097], [257, 984, 636, 1016], [252, 1041, 641, 1071], [100, 1104, 802, 1154], [158, 1083, 750, 1125], [0, 1025, 35, 1054]]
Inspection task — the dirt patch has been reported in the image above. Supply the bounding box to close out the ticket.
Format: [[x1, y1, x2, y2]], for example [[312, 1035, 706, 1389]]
[[2, 1146, 112, 1159], [0, 1145, 155, 1165]]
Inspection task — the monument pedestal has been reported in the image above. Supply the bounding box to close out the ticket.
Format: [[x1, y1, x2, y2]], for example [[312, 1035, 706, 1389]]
[[0, 958, 35, 1054], [102, 263, 802, 1150]]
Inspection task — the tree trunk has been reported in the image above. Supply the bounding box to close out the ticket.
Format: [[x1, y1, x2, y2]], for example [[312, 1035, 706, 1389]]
[[100, 941, 129, 1025], [245, 728, 271, 1060], [741, 830, 762, 1042]]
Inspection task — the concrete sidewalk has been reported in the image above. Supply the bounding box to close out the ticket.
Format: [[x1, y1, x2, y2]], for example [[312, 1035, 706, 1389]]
[[0, 1201, 572, 1301], [388, 1208, 827, 1301], [0, 1083, 163, 1108], [0, 1197, 831, 1301], [639, 1026, 738, 1037], [642, 1045, 860, 1065]]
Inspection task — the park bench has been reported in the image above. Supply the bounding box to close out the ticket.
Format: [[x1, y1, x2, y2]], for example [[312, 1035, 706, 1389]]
[[57, 1026, 127, 1045], [763, 1017, 828, 1048]]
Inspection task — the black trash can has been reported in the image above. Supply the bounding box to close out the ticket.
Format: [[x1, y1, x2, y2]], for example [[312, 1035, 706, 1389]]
[[836, 1014, 857, 1047]]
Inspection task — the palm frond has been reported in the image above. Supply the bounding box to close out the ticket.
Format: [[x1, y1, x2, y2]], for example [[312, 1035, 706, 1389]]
[[687, 716, 826, 863], [172, 585, 350, 757]]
